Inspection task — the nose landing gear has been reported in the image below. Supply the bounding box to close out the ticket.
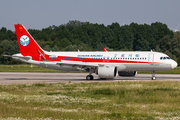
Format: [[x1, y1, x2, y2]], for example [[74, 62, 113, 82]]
[[151, 71, 156, 80]]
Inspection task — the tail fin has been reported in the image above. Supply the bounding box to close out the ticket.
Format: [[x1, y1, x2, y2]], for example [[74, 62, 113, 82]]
[[14, 24, 45, 60], [103, 48, 108, 52]]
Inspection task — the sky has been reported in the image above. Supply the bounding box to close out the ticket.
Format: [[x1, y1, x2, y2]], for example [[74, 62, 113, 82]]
[[0, 0, 180, 31]]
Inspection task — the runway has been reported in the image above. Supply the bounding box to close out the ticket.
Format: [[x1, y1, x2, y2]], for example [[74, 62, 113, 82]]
[[0, 72, 180, 85]]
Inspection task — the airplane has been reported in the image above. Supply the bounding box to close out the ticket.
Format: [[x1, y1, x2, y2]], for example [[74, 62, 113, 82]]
[[4, 24, 178, 80]]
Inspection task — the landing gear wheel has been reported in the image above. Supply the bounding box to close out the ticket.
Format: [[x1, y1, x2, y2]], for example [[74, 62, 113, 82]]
[[86, 75, 94, 80], [151, 71, 156, 80], [152, 76, 156, 80]]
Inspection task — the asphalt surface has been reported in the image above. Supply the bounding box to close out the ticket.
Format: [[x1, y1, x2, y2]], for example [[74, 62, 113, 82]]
[[0, 72, 180, 85]]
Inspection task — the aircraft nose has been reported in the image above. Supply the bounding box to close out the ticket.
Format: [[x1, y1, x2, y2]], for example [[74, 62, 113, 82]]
[[171, 60, 178, 69]]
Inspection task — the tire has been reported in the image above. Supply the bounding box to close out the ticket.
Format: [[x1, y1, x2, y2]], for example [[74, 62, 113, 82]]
[[152, 77, 156, 80], [86, 75, 94, 80]]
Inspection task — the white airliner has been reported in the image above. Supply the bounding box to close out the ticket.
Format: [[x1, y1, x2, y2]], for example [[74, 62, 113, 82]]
[[5, 24, 178, 80]]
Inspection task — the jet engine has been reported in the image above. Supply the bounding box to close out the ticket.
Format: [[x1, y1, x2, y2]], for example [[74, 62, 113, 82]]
[[97, 66, 118, 79], [118, 71, 137, 77]]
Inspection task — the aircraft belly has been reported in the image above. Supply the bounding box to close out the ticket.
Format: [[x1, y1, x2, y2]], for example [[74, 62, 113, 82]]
[[122, 63, 172, 71]]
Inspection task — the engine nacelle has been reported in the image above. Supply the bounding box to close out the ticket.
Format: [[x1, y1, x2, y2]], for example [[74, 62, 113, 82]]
[[98, 66, 118, 79], [118, 71, 137, 77]]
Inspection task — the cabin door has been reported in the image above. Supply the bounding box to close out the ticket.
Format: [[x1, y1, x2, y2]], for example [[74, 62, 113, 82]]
[[148, 53, 154, 64]]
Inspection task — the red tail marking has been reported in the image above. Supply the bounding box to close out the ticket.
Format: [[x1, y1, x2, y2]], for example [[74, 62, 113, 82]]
[[14, 24, 46, 61]]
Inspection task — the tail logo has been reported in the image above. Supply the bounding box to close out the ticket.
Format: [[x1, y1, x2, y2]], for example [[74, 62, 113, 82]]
[[20, 35, 30, 46]]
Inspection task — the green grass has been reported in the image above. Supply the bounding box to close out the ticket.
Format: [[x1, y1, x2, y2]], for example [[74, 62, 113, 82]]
[[0, 64, 83, 73], [0, 64, 180, 74], [1, 81, 180, 119]]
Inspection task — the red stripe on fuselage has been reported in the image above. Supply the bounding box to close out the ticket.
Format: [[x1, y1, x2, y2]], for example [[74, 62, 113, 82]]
[[43, 55, 163, 64]]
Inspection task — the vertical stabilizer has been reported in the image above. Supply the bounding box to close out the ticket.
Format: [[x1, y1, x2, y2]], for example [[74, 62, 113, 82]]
[[14, 24, 45, 60]]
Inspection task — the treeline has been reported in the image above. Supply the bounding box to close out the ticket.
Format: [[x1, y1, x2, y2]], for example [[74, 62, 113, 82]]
[[0, 20, 180, 65]]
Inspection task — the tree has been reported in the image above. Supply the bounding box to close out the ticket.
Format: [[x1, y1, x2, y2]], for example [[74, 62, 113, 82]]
[[60, 38, 71, 49]]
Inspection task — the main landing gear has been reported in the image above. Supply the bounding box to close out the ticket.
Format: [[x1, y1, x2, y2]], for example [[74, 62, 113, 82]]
[[151, 71, 156, 80], [86, 75, 94, 80], [86, 70, 94, 80]]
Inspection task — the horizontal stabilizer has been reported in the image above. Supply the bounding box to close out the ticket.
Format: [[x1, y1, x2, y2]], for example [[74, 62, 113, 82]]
[[3, 55, 32, 61]]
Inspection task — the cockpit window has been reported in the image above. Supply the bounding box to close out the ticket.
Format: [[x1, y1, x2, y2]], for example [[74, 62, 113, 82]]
[[160, 57, 171, 60]]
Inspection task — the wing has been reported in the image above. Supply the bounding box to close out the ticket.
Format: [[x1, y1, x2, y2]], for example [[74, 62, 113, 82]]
[[56, 61, 99, 71], [57, 61, 98, 67]]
